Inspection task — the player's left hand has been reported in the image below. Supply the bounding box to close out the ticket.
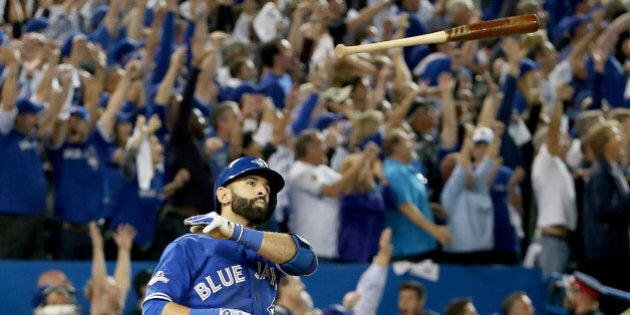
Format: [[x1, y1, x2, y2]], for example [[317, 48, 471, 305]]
[[184, 212, 234, 239]]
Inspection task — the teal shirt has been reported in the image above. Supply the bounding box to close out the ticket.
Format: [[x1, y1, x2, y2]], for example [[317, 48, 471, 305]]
[[383, 158, 437, 257]]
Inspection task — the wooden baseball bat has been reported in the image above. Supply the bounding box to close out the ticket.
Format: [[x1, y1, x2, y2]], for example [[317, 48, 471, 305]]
[[335, 14, 540, 58]]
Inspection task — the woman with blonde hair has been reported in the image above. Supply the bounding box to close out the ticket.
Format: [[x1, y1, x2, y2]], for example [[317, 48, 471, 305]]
[[337, 143, 387, 262]]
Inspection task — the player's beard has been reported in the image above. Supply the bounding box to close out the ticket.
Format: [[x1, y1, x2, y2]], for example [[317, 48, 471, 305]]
[[230, 189, 268, 225]]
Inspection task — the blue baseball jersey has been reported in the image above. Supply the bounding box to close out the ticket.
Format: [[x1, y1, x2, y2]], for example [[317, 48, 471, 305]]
[[0, 129, 46, 215], [47, 128, 112, 223], [259, 72, 291, 109], [110, 169, 165, 246], [144, 234, 280, 314]]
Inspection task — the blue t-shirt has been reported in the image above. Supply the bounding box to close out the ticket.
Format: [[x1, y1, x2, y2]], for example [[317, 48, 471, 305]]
[[383, 158, 437, 257], [259, 72, 292, 109], [110, 169, 165, 246], [47, 129, 112, 223], [490, 165, 518, 253], [0, 130, 46, 215], [144, 234, 280, 313]]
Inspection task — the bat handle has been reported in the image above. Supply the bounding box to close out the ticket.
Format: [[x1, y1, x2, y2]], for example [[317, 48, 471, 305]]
[[335, 44, 349, 59]]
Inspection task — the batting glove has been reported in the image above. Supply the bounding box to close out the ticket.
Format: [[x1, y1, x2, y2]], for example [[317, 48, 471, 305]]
[[183, 212, 234, 238]]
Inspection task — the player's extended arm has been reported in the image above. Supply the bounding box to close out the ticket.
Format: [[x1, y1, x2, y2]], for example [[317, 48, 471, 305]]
[[184, 213, 318, 276]]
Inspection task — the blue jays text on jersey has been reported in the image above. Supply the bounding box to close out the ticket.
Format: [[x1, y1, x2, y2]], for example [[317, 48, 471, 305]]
[[144, 234, 280, 314]]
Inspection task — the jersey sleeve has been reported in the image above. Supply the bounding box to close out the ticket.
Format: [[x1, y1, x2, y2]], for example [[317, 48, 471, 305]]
[[144, 239, 194, 304]]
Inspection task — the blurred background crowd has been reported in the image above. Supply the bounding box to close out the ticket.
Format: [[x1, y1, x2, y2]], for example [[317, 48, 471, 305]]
[[1, 0, 630, 313]]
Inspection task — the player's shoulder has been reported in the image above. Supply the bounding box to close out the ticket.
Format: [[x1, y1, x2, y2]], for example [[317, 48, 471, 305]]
[[174, 233, 216, 244], [166, 234, 220, 253]]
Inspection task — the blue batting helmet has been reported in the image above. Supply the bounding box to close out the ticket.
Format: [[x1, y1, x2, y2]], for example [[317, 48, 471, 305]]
[[214, 157, 285, 218]]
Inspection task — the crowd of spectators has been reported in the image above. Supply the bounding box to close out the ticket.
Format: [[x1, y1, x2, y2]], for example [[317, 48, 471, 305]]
[[1, 0, 630, 313]]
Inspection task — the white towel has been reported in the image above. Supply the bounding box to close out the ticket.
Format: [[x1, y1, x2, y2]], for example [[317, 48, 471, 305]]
[[126, 127, 154, 191], [392, 260, 440, 282]]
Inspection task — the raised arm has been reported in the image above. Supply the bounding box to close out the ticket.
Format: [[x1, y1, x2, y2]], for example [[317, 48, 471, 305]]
[[0, 47, 19, 113], [385, 82, 426, 133], [346, 0, 392, 33], [595, 12, 630, 56], [286, 1, 311, 57], [486, 121, 503, 162], [112, 223, 137, 311], [87, 221, 107, 315], [195, 32, 223, 105], [82, 46, 107, 125], [151, 0, 178, 85], [497, 37, 525, 125], [125, 0, 147, 41], [391, 14, 412, 86], [368, 63, 390, 111], [320, 150, 372, 198], [33, 45, 60, 105], [352, 228, 392, 315], [438, 72, 458, 148], [476, 72, 500, 128], [38, 65, 72, 142], [154, 47, 186, 105], [546, 83, 573, 156], [144, 2, 167, 66], [98, 60, 142, 138], [103, 0, 123, 39]]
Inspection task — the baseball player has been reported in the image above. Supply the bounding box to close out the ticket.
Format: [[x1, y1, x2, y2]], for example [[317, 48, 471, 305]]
[[142, 157, 318, 314]]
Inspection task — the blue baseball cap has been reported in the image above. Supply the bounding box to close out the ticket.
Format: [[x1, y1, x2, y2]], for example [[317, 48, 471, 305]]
[[16, 97, 45, 114], [70, 105, 91, 122], [110, 39, 143, 66], [24, 17, 50, 33], [421, 56, 452, 86], [520, 58, 539, 78]]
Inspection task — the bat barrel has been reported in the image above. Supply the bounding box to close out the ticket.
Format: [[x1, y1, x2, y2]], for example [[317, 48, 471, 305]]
[[446, 14, 540, 42], [334, 14, 541, 58]]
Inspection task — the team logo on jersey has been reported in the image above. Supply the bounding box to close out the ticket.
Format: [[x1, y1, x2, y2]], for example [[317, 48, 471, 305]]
[[148, 271, 170, 285], [18, 139, 39, 151]]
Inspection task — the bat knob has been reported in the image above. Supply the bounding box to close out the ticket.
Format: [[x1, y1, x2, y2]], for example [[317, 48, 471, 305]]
[[334, 44, 347, 59]]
